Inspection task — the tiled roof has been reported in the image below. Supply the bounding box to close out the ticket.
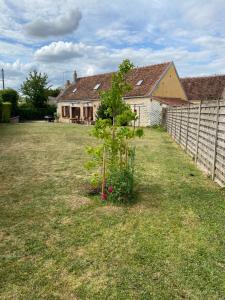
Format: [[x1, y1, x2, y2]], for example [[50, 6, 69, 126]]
[[152, 96, 188, 106], [59, 62, 171, 101], [181, 75, 225, 101]]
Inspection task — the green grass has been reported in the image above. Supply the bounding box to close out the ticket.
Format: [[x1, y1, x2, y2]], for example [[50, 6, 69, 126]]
[[0, 122, 225, 299]]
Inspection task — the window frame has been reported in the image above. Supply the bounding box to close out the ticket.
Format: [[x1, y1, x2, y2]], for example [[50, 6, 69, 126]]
[[62, 106, 70, 118]]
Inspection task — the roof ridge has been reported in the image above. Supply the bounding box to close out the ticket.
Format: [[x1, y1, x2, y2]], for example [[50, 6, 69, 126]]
[[77, 61, 172, 80], [134, 61, 171, 70], [181, 74, 225, 80]]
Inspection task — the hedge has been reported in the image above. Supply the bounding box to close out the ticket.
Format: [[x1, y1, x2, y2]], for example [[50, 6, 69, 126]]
[[18, 104, 56, 121], [0, 100, 2, 121], [0, 89, 19, 117], [1, 102, 12, 123]]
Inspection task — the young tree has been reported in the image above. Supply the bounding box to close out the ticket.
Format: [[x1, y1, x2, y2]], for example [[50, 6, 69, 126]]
[[21, 71, 49, 108], [100, 59, 134, 125], [86, 59, 143, 203]]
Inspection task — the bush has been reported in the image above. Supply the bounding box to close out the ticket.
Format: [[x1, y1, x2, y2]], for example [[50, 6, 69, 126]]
[[18, 103, 56, 121], [116, 109, 137, 126], [105, 147, 136, 203], [0, 98, 2, 121], [1, 102, 12, 123], [96, 101, 113, 123], [0, 89, 19, 117]]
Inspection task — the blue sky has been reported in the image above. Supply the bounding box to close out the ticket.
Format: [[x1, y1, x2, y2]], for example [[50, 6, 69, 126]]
[[0, 0, 225, 89]]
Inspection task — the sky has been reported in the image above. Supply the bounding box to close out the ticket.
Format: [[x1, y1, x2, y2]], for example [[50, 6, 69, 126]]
[[0, 0, 225, 89]]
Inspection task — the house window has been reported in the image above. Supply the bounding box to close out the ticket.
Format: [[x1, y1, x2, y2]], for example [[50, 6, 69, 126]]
[[62, 106, 70, 118], [83, 106, 93, 121], [93, 83, 101, 90], [136, 80, 143, 86]]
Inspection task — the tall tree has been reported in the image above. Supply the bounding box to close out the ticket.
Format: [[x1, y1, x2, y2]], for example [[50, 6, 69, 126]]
[[47, 88, 61, 97], [21, 71, 49, 108]]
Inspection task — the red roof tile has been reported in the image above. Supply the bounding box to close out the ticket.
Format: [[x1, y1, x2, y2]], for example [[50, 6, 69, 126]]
[[181, 75, 225, 101], [152, 96, 188, 106], [59, 62, 171, 101]]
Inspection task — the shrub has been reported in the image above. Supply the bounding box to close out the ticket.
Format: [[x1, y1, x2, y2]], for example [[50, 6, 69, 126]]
[[0, 98, 2, 121], [0, 89, 19, 117], [18, 103, 56, 121], [106, 148, 136, 203], [116, 108, 137, 126], [96, 101, 113, 123], [1, 102, 12, 123]]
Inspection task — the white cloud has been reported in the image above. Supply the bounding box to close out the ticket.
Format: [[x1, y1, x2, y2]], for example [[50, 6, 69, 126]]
[[96, 24, 145, 45], [34, 41, 107, 62], [34, 42, 84, 62], [25, 8, 82, 38]]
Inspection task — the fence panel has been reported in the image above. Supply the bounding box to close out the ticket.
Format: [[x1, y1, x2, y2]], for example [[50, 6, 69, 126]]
[[165, 100, 225, 187]]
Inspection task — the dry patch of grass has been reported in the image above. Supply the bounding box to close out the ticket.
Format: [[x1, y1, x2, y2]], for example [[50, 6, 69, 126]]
[[181, 208, 200, 229], [64, 194, 91, 210], [95, 205, 124, 215]]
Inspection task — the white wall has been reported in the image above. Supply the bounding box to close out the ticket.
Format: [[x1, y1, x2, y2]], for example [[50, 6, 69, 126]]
[[149, 100, 163, 126], [125, 98, 150, 127], [126, 98, 162, 126]]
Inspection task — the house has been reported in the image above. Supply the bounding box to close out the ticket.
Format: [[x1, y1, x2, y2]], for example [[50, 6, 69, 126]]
[[57, 61, 188, 126], [181, 75, 225, 103]]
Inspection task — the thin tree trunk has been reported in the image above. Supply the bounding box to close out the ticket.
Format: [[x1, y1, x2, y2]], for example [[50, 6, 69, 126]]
[[101, 146, 106, 195]]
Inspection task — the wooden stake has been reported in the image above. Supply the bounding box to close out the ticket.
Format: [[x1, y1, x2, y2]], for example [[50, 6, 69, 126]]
[[101, 146, 106, 195]]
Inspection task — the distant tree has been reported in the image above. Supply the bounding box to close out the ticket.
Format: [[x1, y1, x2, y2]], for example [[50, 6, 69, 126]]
[[21, 70, 49, 108], [0, 88, 19, 116], [47, 88, 61, 97]]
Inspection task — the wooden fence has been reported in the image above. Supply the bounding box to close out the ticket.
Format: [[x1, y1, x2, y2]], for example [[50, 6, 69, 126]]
[[165, 100, 225, 187]]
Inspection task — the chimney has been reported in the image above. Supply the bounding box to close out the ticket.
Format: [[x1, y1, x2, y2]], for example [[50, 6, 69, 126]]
[[65, 79, 70, 87], [73, 70, 78, 83]]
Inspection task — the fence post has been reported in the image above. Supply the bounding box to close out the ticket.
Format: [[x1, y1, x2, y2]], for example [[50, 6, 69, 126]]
[[161, 107, 166, 129], [174, 107, 177, 140], [179, 107, 182, 143], [212, 100, 220, 180], [185, 103, 190, 152], [195, 100, 202, 163], [171, 108, 173, 136]]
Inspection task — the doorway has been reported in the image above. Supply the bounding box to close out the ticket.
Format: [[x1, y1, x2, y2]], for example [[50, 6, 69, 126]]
[[71, 107, 80, 120], [83, 106, 93, 121]]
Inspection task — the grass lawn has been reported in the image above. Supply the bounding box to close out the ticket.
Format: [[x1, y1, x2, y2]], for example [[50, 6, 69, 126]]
[[0, 122, 225, 299]]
